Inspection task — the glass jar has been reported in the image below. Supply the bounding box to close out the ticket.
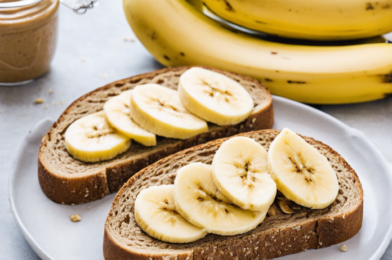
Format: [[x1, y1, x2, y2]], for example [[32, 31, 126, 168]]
[[0, 0, 59, 85]]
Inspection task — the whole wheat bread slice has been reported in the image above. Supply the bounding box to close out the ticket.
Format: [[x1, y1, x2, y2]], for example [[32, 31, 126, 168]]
[[103, 129, 363, 260], [38, 66, 273, 205]]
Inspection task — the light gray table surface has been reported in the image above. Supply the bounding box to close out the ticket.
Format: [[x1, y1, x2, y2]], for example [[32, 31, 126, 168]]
[[0, 1, 391, 259]]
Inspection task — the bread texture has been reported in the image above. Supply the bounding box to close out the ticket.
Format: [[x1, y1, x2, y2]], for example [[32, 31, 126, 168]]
[[38, 66, 273, 205], [103, 129, 363, 260]]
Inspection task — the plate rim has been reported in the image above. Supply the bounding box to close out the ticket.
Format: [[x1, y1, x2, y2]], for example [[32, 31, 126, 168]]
[[9, 118, 54, 260], [8, 96, 392, 260]]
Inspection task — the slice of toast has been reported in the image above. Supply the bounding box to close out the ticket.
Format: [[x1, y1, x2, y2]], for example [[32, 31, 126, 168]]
[[38, 66, 273, 205], [103, 129, 363, 260]]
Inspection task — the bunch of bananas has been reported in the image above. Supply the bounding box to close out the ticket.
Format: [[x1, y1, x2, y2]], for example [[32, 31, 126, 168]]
[[123, 0, 392, 104]]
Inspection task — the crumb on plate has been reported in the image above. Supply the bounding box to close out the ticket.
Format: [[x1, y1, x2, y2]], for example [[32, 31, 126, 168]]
[[35, 98, 44, 104], [70, 214, 81, 222]]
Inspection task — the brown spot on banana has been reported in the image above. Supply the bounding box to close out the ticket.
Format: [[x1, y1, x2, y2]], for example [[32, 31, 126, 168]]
[[255, 20, 267, 24], [163, 55, 171, 61], [222, 0, 234, 11], [151, 31, 157, 40], [383, 93, 392, 98], [264, 78, 273, 82], [382, 73, 392, 83], [287, 80, 307, 84], [366, 3, 374, 10]]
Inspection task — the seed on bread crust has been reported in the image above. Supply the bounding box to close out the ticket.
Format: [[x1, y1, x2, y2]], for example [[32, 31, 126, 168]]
[[278, 198, 295, 214], [267, 204, 278, 216]]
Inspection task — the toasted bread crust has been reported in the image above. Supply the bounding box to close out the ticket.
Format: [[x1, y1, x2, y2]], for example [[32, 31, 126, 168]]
[[103, 229, 193, 260], [38, 66, 273, 205], [103, 203, 363, 260], [103, 130, 363, 260], [38, 159, 110, 204]]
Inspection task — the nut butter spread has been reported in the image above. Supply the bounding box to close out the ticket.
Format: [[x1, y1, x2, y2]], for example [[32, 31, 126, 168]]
[[0, 0, 59, 83]]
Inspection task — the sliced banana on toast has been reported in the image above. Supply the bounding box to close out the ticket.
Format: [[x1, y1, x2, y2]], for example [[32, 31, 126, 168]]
[[268, 128, 339, 209], [135, 185, 207, 243], [174, 163, 267, 236], [178, 67, 254, 126], [130, 84, 208, 139], [212, 137, 277, 211], [103, 90, 156, 146], [65, 111, 131, 162]]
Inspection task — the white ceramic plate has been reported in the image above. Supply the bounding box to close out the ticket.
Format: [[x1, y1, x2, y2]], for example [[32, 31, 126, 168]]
[[9, 96, 392, 260]]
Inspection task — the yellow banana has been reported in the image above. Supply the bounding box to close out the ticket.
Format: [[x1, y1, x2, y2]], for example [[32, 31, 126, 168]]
[[123, 0, 392, 104], [201, 0, 392, 41]]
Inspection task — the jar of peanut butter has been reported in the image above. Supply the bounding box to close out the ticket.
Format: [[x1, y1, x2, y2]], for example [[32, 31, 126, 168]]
[[0, 0, 59, 85]]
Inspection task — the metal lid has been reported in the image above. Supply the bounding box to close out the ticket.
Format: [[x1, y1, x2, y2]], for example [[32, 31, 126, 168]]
[[60, 0, 98, 14]]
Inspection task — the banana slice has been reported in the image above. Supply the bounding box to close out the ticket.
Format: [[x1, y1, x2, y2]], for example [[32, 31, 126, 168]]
[[103, 90, 156, 146], [135, 185, 207, 243], [174, 163, 267, 236], [65, 111, 131, 163], [178, 67, 254, 126], [212, 137, 277, 211], [130, 84, 208, 139], [268, 128, 339, 209]]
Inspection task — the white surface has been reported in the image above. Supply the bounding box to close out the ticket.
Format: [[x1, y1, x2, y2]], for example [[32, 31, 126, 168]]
[[9, 96, 392, 260], [0, 0, 392, 259]]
